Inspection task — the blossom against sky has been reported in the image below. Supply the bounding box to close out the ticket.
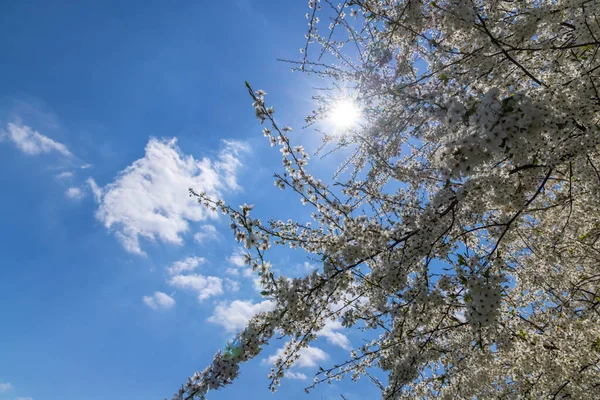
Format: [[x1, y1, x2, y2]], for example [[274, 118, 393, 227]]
[[0, 2, 378, 400]]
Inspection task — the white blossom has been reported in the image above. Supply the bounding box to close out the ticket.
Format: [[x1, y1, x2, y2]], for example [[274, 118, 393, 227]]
[[177, 1, 600, 399]]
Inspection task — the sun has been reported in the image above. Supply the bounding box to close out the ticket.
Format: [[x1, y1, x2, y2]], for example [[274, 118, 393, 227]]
[[329, 99, 361, 128]]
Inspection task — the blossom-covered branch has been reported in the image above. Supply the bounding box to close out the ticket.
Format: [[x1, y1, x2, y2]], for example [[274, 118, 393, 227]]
[[174, 1, 600, 398]]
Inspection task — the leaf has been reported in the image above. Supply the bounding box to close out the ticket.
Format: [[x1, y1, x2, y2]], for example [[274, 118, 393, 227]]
[[501, 95, 516, 112], [582, 44, 594, 52], [519, 330, 527, 340], [592, 337, 600, 352]]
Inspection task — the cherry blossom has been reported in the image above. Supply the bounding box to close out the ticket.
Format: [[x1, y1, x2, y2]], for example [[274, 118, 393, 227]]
[[174, 1, 600, 398]]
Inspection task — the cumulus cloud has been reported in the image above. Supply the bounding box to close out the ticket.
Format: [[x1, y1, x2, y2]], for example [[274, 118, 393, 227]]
[[65, 187, 84, 200], [94, 138, 248, 255], [193, 224, 220, 244], [293, 346, 329, 368], [1, 121, 71, 157], [208, 299, 274, 332], [227, 248, 246, 267], [166, 256, 205, 275], [168, 273, 223, 301], [265, 345, 328, 369], [319, 319, 351, 350], [224, 278, 240, 293], [225, 248, 252, 277], [143, 291, 175, 310], [0, 382, 12, 391]]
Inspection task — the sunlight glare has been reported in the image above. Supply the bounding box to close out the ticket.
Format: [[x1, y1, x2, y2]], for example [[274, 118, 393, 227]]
[[329, 100, 361, 128]]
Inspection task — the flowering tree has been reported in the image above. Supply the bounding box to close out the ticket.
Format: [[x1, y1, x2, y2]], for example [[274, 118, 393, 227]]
[[174, 0, 600, 398]]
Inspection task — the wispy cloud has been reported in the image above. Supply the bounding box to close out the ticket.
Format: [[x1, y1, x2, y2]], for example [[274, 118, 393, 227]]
[[166, 256, 205, 275], [299, 261, 318, 272], [94, 138, 248, 255], [224, 278, 241, 293], [208, 299, 274, 332], [1, 121, 71, 157], [16, 397, 33, 400], [168, 273, 223, 302], [86, 178, 102, 203], [56, 171, 74, 179], [0, 382, 12, 392], [193, 224, 220, 244], [286, 371, 308, 380], [143, 291, 175, 310]]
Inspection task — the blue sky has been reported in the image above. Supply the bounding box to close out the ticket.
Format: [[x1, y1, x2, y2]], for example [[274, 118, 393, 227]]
[[0, 2, 379, 400]]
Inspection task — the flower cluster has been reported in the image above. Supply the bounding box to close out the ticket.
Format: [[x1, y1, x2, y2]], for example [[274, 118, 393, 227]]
[[252, 89, 274, 123]]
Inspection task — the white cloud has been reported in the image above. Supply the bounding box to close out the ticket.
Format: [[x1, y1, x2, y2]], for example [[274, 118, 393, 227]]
[[294, 346, 329, 368], [1, 121, 71, 157], [226, 248, 253, 277], [224, 278, 241, 293], [265, 345, 328, 369], [286, 371, 308, 380], [0, 382, 12, 391], [56, 171, 73, 179], [299, 261, 318, 272], [16, 397, 33, 400], [166, 256, 205, 275], [208, 299, 274, 332], [319, 319, 351, 350], [454, 309, 466, 323], [143, 291, 175, 310], [193, 224, 220, 244], [227, 248, 246, 267], [168, 273, 223, 301], [94, 138, 248, 255], [87, 178, 102, 203], [65, 187, 84, 200]]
